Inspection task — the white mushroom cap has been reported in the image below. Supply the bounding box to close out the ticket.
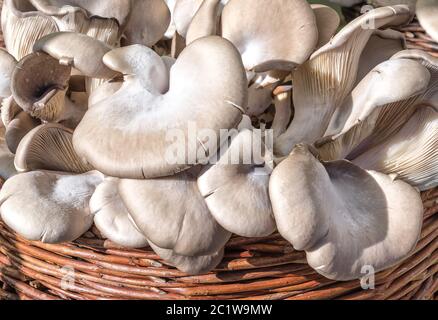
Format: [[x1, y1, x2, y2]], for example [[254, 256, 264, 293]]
[[270, 145, 423, 281], [416, 0, 438, 42], [14, 123, 93, 173], [311, 4, 341, 49], [149, 241, 224, 275], [90, 177, 149, 249], [118, 168, 231, 256], [0, 170, 104, 243], [173, 0, 203, 38], [198, 129, 276, 238], [352, 105, 438, 191], [73, 36, 248, 179], [274, 5, 412, 156], [33, 32, 118, 79], [0, 49, 17, 98], [221, 0, 318, 72]]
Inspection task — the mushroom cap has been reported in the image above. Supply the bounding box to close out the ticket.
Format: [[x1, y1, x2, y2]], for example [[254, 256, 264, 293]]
[[33, 32, 118, 78], [90, 178, 149, 248], [29, 0, 132, 26], [269, 145, 423, 281], [5, 109, 41, 154], [173, 0, 203, 38], [185, 0, 220, 45], [123, 0, 171, 47], [311, 4, 341, 49], [221, 0, 318, 72], [198, 129, 276, 238], [11, 52, 71, 121], [274, 5, 412, 156], [118, 169, 231, 256], [0, 122, 17, 180], [352, 105, 438, 191], [14, 123, 93, 173], [416, 0, 438, 42], [149, 241, 224, 275], [0, 49, 17, 98], [1, 0, 59, 60], [73, 36, 248, 179], [0, 170, 104, 243], [88, 80, 123, 108], [328, 0, 363, 6]]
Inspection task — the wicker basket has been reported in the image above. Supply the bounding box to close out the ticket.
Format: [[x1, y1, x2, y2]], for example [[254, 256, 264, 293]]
[[0, 4, 438, 300]]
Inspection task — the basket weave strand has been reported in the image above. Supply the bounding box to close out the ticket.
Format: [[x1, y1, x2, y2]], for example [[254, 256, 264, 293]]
[[0, 188, 437, 300]]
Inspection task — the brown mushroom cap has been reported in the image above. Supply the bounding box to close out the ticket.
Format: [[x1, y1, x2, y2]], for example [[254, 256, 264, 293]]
[[270, 145, 423, 281], [14, 123, 93, 173], [11, 52, 71, 121], [73, 36, 248, 179], [221, 0, 318, 72]]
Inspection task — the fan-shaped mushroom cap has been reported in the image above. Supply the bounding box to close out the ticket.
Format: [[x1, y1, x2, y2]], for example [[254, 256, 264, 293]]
[[73, 36, 248, 179], [149, 241, 224, 275], [221, 0, 318, 72], [416, 0, 438, 42], [29, 0, 131, 26], [0, 49, 17, 98], [369, 0, 418, 10], [317, 51, 438, 162], [186, 0, 221, 45], [5, 105, 41, 154], [173, 0, 203, 38], [1, 0, 59, 60], [34, 32, 118, 79], [198, 129, 276, 237], [0, 122, 17, 180], [311, 4, 341, 49], [11, 52, 71, 122], [0, 170, 104, 243], [269, 145, 423, 281], [90, 178, 149, 248], [14, 123, 93, 173], [274, 5, 412, 156], [352, 106, 438, 191], [123, 0, 170, 47], [118, 168, 231, 256], [88, 80, 123, 108]]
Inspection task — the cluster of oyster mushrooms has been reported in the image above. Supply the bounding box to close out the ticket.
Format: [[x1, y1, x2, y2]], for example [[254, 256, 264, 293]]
[[0, 0, 437, 281]]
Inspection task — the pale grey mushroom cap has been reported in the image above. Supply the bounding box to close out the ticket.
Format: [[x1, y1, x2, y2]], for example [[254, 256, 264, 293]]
[[311, 4, 341, 49], [173, 0, 203, 38], [198, 129, 276, 238], [0, 49, 17, 98], [269, 145, 423, 281], [118, 168, 231, 257], [274, 5, 412, 156], [0, 170, 104, 243], [416, 0, 438, 42], [33, 32, 118, 79], [0, 122, 17, 180], [73, 36, 248, 179], [149, 241, 224, 275], [221, 0, 318, 72], [14, 123, 93, 173], [90, 177, 149, 249]]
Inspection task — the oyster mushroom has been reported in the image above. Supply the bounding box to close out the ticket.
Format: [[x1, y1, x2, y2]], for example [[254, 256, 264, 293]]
[[149, 241, 224, 275], [118, 168, 231, 257], [90, 177, 149, 249], [33, 32, 118, 79], [0, 122, 17, 180], [14, 123, 93, 173], [198, 129, 276, 238], [274, 5, 412, 156], [270, 145, 423, 281], [0, 170, 104, 243], [73, 36, 248, 179], [0, 49, 17, 98], [221, 0, 318, 72], [416, 0, 438, 45], [173, 0, 203, 39], [311, 4, 341, 49], [185, 0, 221, 46], [10, 52, 71, 122]]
